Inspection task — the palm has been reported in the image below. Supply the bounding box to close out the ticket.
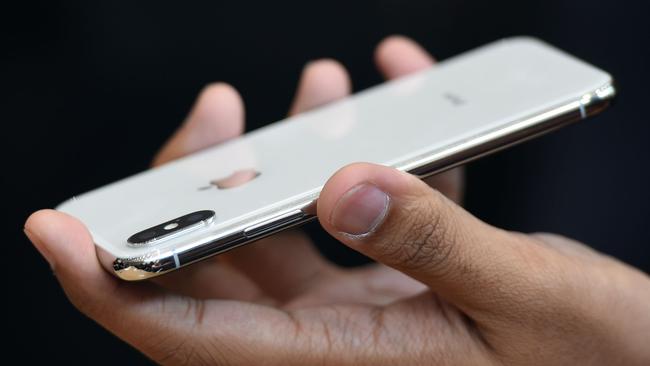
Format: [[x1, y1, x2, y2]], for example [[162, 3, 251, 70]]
[[280, 254, 426, 308], [147, 228, 467, 364]]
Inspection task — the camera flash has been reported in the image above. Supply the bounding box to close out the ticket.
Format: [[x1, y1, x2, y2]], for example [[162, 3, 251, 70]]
[[164, 223, 179, 230]]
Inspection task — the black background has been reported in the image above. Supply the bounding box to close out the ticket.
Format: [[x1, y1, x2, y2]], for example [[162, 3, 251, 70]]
[[3, 1, 649, 364]]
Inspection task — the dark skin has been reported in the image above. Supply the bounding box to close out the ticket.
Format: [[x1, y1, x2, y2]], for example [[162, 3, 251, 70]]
[[25, 36, 650, 365]]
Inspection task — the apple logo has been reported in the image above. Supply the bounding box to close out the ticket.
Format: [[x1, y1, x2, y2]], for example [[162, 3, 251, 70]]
[[199, 169, 261, 190]]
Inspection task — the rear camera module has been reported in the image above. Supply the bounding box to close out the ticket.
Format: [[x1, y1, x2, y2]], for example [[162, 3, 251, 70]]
[[127, 210, 215, 246]]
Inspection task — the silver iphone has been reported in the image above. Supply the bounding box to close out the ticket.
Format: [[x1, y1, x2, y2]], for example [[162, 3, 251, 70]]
[[57, 37, 616, 280]]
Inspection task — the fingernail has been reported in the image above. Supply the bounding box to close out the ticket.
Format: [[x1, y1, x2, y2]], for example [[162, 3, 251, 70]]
[[24, 228, 55, 269], [331, 183, 390, 237]]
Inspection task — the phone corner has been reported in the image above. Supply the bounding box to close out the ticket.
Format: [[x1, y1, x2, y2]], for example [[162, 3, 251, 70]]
[[99, 247, 177, 281]]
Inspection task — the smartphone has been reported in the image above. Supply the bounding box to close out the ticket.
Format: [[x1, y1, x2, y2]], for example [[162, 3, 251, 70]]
[[57, 37, 615, 280]]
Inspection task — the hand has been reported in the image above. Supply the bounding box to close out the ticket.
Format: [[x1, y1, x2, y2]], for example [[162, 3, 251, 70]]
[[24, 36, 650, 365]]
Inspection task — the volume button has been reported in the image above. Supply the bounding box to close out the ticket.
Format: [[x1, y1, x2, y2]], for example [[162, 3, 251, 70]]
[[243, 210, 305, 239]]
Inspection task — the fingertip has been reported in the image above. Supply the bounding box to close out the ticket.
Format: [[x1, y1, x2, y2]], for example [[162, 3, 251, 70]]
[[153, 81, 246, 166], [24, 208, 56, 233], [191, 82, 245, 137], [199, 82, 241, 107], [24, 209, 114, 286], [374, 35, 414, 59], [25, 209, 92, 257], [289, 58, 351, 115], [374, 35, 435, 79], [25, 208, 90, 256], [25, 209, 91, 243], [24, 209, 59, 268], [200, 81, 238, 96], [302, 58, 351, 92]]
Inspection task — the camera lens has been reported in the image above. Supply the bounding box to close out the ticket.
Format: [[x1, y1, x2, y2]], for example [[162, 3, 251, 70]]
[[183, 210, 214, 223], [129, 229, 157, 244], [183, 214, 199, 222], [185, 213, 204, 223]]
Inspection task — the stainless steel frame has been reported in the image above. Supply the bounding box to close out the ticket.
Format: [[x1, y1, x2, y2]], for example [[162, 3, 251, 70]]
[[103, 83, 616, 280]]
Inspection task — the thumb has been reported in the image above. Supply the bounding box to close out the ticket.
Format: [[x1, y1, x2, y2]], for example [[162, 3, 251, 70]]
[[317, 163, 544, 319]]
